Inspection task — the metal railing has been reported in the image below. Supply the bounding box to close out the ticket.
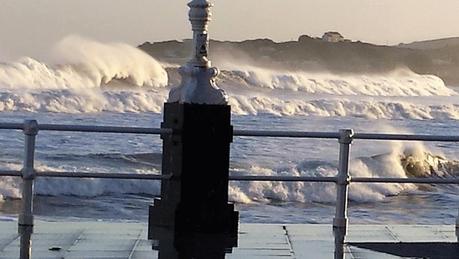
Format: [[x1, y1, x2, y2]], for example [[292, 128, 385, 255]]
[[0, 120, 458, 258]]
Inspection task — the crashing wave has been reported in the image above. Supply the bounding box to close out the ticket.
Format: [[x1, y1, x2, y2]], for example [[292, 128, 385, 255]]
[[0, 36, 168, 90], [218, 65, 456, 97], [400, 149, 459, 178], [228, 144, 459, 204]]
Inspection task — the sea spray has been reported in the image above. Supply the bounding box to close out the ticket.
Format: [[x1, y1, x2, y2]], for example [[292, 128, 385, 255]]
[[0, 36, 168, 89]]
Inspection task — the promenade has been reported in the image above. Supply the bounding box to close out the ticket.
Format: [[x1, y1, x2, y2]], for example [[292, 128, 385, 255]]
[[0, 221, 457, 258]]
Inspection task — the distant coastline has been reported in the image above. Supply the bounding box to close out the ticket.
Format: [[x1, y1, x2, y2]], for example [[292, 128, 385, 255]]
[[139, 35, 459, 86]]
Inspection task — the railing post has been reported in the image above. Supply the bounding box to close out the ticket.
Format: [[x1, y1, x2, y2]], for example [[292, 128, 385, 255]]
[[18, 120, 38, 259], [333, 129, 353, 259], [456, 208, 459, 242]]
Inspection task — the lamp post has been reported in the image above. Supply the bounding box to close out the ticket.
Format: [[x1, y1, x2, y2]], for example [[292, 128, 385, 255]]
[[148, 0, 239, 255]]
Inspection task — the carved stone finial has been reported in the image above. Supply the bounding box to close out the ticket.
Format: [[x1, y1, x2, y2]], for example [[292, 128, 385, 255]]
[[168, 0, 228, 105]]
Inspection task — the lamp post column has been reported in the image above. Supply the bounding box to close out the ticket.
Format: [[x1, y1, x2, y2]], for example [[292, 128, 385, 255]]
[[148, 1, 239, 255]]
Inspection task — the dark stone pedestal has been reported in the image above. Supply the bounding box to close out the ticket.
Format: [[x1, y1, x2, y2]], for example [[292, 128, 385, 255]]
[[152, 228, 236, 259], [148, 103, 239, 241]]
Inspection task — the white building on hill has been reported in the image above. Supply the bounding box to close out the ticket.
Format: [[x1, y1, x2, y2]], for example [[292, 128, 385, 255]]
[[322, 32, 345, 43]]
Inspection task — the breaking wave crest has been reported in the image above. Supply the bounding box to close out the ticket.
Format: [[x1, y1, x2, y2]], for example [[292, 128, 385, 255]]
[[0, 36, 168, 90], [218, 66, 455, 96]]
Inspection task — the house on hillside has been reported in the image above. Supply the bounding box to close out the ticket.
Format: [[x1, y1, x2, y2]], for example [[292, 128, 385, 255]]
[[322, 32, 345, 43]]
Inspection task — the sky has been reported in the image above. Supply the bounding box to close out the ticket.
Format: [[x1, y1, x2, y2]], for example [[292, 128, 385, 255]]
[[1, 0, 459, 59]]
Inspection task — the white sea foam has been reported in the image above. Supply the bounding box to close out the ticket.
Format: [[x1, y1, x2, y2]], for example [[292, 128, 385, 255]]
[[2, 89, 459, 120], [0, 163, 22, 200], [0, 90, 167, 113], [228, 95, 459, 119], [0, 163, 160, 199], [228, 143, 458, 204]]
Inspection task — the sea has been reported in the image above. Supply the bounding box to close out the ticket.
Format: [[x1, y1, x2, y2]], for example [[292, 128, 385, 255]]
[[0, 36, 458, 225]]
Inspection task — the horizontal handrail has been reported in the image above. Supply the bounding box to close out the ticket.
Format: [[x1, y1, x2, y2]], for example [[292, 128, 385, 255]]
[[0, 170, 170, 180], [2, 122, 459, 142], [0, 122, 171, 135], [0, 170, 22, 177], [235, 130, 459, 142], [38, 124, 171, 135], [38, 171, 171, 180], [1, 169, 457, 184], [0, 123, 24, 130], [352, 177, 459, 184], [354, 133, 459, 142], [229, 175, 459, 184], [233, 130, 339, 139], [229, 175, 337, 182]]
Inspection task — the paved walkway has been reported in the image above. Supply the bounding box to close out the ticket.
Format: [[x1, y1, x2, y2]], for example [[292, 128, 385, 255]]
[[0, 221, 457, 258]]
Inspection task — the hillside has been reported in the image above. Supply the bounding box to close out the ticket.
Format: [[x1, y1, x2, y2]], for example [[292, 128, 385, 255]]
[[398, 37, 459, 50], [139, 36, 459, 86]]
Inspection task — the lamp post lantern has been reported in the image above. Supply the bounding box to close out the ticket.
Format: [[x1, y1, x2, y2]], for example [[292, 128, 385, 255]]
[[168, 0, 228, 105]]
